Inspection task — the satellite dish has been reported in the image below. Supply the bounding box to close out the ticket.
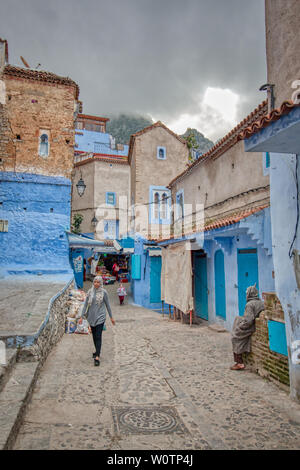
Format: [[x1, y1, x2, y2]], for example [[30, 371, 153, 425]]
[[20, 56, 30, 68]]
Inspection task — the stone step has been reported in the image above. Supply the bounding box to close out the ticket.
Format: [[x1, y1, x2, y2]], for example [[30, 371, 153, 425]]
[[0, 362, 39, 450], [0, 348, 18, 393]]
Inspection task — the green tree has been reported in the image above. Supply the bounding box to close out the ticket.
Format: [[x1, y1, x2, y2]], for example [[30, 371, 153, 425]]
[[185, 130, 199, 162], [72, 213, 83, 234], [181, 127, 214, 162]]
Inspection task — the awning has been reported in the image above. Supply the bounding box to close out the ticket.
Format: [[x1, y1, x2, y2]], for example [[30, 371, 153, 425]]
[[67, 232, 135, 255], [66, 231, 106, 248]]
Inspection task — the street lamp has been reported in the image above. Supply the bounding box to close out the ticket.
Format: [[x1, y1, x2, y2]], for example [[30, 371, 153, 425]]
[[76, 176, 86, 197]]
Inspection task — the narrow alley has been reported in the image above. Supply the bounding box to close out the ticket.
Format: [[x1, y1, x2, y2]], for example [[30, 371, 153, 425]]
[[13, 284, 300, 451]]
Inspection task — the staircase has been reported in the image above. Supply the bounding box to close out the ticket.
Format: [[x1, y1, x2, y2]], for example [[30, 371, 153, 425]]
[[0, 349, 39, 450], [239, 207, 272, 256]]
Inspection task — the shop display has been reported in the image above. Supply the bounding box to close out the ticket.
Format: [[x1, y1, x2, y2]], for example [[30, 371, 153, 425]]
[[65, 289, 87, 333], [65, 317, 77, 334], [75, 318, 89, 334], [97, 265, 116, 284]]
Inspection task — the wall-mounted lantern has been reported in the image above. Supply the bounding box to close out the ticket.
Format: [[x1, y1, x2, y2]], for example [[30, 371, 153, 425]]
[[76, 176, 86, 197], [91, 214, 98, 227]]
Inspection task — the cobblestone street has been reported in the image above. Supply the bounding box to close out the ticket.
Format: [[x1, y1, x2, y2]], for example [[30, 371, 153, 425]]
[[13, 284, 300, 450]]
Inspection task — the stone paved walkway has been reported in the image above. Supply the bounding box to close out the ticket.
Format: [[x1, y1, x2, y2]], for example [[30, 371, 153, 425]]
[[13, 284, 300, 450]]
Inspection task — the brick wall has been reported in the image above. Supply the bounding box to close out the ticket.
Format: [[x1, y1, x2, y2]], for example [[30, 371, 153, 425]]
[[0, 101, 16, 167], [244, 292, 290, 390], [1, 75, 76, 178]]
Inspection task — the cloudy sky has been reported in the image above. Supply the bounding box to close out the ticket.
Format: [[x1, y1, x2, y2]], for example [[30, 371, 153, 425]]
[[1, 0, 267, 142]]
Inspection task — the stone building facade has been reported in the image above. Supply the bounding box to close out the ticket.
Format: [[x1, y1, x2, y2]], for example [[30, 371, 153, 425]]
[[72, 156, 130, 239], [0, 40, 79, 277], [152, 101, 276, 333], [72, 113, 130, 240], [128, 121, 189, 239], [265, 0, 300, 108]]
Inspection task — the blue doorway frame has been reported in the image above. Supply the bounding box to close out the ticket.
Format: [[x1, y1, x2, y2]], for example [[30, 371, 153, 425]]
[[193, 252, 208, 320], [237, 248, 259, 316], [214, 250, 226, 319]]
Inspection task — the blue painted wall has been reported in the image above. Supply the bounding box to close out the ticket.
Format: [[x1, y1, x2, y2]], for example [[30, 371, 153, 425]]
[[269, 153, 300, 398], [203, 209, 275, 331], [0, 172, 72, 278], [244, 108, 300, 400], [75, 130, 129, 157], [132, 235, 165, 312]]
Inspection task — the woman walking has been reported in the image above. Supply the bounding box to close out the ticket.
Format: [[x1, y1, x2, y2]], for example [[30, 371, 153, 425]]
[[230, 284, 264, 370], [79, 276, 115, 366]]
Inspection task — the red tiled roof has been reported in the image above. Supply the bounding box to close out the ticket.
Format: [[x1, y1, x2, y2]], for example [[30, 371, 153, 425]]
[[77, 114, 110, 122], [128, 121, 187, 164], [168, 100, 268, 187], [239, 101, 299, 139], [3, 65, 80, 99], [203, 203, 269, 231], [149, 203, 270, 243], [75, 153, 128, 167]]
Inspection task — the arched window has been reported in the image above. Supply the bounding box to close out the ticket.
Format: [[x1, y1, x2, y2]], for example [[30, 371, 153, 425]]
[[161, 193, 167, 219], [157, 146, 166, 160], [39, 133, 49, 157], [154, 192, 160, 220]]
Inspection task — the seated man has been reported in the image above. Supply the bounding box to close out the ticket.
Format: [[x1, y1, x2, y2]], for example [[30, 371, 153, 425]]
[[231, 284, 264, 370]]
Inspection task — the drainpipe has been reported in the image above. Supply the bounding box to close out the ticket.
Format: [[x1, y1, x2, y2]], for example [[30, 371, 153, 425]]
[[259, 83, 275, 113]]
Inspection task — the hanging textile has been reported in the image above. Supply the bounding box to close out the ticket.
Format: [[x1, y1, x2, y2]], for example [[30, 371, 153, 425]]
[[161, 242, 193, 313]]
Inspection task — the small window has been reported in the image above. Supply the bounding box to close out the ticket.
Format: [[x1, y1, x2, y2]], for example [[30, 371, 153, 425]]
[[157, 146, 166, 160], [106, 192, 116, 206], [266, 152, 270, 168], [39, 132, 49, 157]]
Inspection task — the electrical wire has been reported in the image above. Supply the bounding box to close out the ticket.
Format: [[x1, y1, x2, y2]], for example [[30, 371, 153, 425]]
[[289, 155, 299, 259]]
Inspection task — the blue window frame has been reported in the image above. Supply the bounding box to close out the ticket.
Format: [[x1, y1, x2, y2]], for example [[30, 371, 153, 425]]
[[149, 186, 171, 224], [157, 146, 166, 160], [106, 192, 116, 206]]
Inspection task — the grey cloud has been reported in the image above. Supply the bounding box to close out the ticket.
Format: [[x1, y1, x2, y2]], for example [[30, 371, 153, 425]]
[[1, 0, 267, 140]]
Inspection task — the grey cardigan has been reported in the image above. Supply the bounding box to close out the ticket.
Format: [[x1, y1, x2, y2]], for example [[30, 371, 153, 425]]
[[81, 289, 113, 327]]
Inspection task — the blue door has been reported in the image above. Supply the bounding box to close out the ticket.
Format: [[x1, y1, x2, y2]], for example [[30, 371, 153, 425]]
[[150, 256, 162, 303], [237, 248, 259, 316], [214, 250, 226, 319], [70, 249, 84, 288], [194, 253, 208, 320]]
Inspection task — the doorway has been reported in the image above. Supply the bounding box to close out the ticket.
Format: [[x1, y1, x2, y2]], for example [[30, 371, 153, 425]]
[[237, 248, 259, 316], [193, 252, 208, 320]]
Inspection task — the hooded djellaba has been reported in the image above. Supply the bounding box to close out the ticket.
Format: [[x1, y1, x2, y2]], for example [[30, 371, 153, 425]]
[[231, 284, 265, 356]]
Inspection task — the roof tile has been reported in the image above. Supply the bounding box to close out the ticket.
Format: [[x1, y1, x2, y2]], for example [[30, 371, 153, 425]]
[[3, 65, 80, 99]]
